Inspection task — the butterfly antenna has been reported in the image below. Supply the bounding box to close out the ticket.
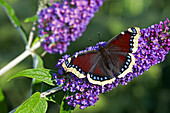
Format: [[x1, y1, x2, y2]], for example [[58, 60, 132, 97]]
[[89, 38, 96, 45], [98, 32, 101, 42]]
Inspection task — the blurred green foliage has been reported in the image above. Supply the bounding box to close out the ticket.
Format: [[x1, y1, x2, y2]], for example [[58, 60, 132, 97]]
[[0, 0, 170, 113]]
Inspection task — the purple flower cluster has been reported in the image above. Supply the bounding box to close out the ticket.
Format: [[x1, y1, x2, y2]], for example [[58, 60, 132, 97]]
[[54, 18, 170, 109], [133, 18, 170, 76], [38, 0, 105, 54]]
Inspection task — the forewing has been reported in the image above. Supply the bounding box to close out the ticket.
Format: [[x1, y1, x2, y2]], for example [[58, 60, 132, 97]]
[[62, 50, 101, 78], [105, 27, 140, 78], [106, 27, 140, 53]]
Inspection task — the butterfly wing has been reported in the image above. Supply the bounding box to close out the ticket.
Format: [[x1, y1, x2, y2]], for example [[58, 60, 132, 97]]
[[62, 50, 100, 78], [62, 50, 116, 86], [105, 27, 140, 78], [62, 27, 141, 87], [106, 27, 140, 53]]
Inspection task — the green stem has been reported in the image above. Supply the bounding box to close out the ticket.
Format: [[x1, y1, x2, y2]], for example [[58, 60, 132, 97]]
[[40, 86, 63, 97], [0, 41, 41, 76]]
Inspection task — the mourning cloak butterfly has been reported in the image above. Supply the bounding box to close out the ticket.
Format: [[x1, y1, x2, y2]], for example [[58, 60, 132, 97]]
[[62, 27, 141, 87]]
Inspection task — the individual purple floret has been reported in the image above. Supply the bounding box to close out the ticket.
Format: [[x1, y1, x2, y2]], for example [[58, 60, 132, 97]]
[[38, 0, 105, 54], [54, 18, 170, 109]]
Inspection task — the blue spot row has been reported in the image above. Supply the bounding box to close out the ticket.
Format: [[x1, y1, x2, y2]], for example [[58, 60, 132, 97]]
[[130, 33, 134, 52], [90, 74, 109, 81], [65, 60, 87, 75], [119, 55, 131, 73]]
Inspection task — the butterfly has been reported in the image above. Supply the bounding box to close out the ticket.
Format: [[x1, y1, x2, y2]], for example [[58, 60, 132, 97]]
[[62, 27, 141, 87]]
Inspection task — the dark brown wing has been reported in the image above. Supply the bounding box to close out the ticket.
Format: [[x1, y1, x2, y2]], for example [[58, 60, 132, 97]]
[[62, 50, 100, 78], [105, 27, 140, 78], [106, 27, 140, 53], [62, 27, 140, 87], [62, 50, 116, 86]]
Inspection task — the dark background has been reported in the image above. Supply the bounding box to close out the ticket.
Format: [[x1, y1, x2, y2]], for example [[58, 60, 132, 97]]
[[0, 0, 170, 113]]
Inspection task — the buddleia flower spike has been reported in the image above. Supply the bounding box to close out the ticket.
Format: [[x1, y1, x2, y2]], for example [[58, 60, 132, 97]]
[[38, 0, 105, 54], [54, 18, 170, 109]]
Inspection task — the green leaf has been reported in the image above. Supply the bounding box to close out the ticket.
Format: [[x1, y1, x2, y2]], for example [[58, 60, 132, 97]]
[[0, 0, 20, 26], [24, 15, 38, 23], [15, 92, 47, 113], [60, 91, 75, 113], [9, 68, 56, 86], [0, 88, 8, 113], [0, 0, 27, 44]]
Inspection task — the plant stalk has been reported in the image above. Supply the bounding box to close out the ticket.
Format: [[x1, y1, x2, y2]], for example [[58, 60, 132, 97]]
[[0, 41, 41, 76]]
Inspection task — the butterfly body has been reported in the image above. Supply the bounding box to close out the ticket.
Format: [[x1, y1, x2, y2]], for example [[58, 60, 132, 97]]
[[62, 27, 141, 87]]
